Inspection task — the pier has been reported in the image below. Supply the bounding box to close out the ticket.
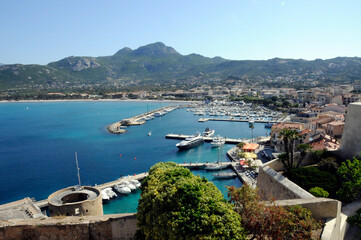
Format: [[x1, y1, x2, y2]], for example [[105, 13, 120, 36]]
[[179, 161, 237, 169], [107, 104, 192, 134], [165, 134, 270, 144], [198, 117, 279, 123]]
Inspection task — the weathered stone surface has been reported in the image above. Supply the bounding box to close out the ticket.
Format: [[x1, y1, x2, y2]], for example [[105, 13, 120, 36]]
[[0, 214, 138, 240]]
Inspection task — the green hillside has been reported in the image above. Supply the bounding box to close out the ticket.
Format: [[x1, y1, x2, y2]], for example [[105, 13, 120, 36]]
[[0, 42, 360, 91]]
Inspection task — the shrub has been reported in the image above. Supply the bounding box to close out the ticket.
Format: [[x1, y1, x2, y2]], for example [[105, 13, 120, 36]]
[[318, 157, 339, 173], [309, 187, 329, 198], [136, 162, 246, 240], [287, 167, 338, 197], [337, 157, 361, 203], [347, 207, 361, 238], [228, 184, 323, 240]]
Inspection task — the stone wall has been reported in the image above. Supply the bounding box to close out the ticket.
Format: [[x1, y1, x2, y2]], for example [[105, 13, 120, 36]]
[[257, 166, 314, 200], [0, 213, 138, 240]]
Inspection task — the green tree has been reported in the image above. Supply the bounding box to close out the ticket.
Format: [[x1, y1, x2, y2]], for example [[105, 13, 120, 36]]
[[136, 162, 246, 240], [347, 207, 361, 238], [312, 149, 325, 163], [336, 157, 361, 203], [309, 187, 329, 198], [249, 124, 255, 141], [318, 157, 339, 173], [237, 142, 246, 149]]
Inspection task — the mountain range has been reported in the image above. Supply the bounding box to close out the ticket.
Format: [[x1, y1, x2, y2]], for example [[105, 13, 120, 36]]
[[0, 42, 360, 90]]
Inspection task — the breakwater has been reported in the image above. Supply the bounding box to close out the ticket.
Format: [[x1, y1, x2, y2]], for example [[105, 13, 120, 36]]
[[107, 104, 192, 134]]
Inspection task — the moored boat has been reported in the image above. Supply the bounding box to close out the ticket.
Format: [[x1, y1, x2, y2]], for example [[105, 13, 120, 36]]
[[212, 171, 237, 179], [114, 184, 132, 194], [210, 136, 225, 148], [176, 134, 204, 150], [203, 128, 215, 137]]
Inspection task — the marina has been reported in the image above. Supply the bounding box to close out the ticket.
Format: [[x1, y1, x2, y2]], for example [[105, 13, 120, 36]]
[[0, 101, 273, 214]]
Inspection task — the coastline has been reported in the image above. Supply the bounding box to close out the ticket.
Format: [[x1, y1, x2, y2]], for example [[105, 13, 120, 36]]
[[0, 99, 196, 104]]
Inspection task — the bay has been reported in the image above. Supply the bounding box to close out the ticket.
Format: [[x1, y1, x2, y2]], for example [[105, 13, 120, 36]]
[[0, 101, 271, 213]]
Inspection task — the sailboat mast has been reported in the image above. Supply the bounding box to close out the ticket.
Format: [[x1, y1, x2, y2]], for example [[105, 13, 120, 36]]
[[75, 152, 82, 188]]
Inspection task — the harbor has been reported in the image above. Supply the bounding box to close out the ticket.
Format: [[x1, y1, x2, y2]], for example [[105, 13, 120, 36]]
[[0, 101, 273, 214]]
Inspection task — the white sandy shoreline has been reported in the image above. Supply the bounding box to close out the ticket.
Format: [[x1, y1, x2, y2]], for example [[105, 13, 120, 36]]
[[0, 99, 198, 104]]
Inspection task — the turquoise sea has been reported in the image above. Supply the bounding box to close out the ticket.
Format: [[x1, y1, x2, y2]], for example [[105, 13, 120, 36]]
[[0, 101, 271, 213]]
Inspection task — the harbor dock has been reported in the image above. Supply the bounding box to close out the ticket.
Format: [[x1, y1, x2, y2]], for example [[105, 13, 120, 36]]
[[107, 104, 192, 134], [165, 134, 270, 144], [199, 117, 279, 123]]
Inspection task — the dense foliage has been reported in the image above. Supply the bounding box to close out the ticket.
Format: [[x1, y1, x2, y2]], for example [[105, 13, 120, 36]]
[[309, 187, 329, 198], [318, 157, 339, 173], [347, 207, 361, 238], [228, 184, 323, 240], [287, 167, 338, 197], [336, 157, 361, 203], [136, 162, 246, 240]]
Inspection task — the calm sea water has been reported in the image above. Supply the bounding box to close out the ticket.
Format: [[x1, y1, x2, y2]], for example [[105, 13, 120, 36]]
[[0, 101, 270, 213]]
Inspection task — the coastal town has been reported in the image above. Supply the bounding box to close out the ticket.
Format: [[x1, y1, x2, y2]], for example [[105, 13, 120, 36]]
[[2, 0, 361, 238], [1, 82, 361, 239]]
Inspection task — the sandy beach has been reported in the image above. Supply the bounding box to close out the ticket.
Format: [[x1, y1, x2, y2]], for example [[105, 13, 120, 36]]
[[0, 99, 198, 104]]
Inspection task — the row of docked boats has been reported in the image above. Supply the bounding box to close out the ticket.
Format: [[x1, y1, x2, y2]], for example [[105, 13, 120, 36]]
[[101, 179, 141, 202], [188, 102, 283, 122], [140, 106, 178, 122]]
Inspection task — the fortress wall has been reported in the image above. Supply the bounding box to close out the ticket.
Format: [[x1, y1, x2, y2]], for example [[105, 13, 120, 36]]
[[257, 166, 314, 200], [0, 213, 138, 240]]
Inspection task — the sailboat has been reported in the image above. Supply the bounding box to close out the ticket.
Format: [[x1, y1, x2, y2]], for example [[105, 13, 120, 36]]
[[211, 148, 237, 178], [204, 146, 228, 170]]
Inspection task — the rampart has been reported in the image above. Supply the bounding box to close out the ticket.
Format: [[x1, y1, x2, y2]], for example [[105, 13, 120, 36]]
[[0, 213, 138, 240]]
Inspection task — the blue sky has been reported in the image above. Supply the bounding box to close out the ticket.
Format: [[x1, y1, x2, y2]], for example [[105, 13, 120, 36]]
[[1, 0, 360, 64]]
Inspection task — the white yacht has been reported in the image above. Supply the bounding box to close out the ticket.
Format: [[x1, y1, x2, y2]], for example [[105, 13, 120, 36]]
[[210, 136, 226, 148], [114, 184, 131, 194], [101, 190, 110, 202], [212, 171, 237, 179], [176, 134, 204, 150], [205, 163, 228, 170], [103, 187, 117, 199], [203, 128, 215, 137], [130, 179, 141, 188]]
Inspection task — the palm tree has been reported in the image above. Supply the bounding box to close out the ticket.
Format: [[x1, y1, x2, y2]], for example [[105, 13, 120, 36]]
[[249, 124, 255, 142], [279, 129, 300, 171]]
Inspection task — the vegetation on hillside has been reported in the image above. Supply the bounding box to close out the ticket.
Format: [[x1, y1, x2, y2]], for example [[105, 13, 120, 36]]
[[228, 184, 323, 239], [136, 162, 246, 240], [1, 42, 361, 91]]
